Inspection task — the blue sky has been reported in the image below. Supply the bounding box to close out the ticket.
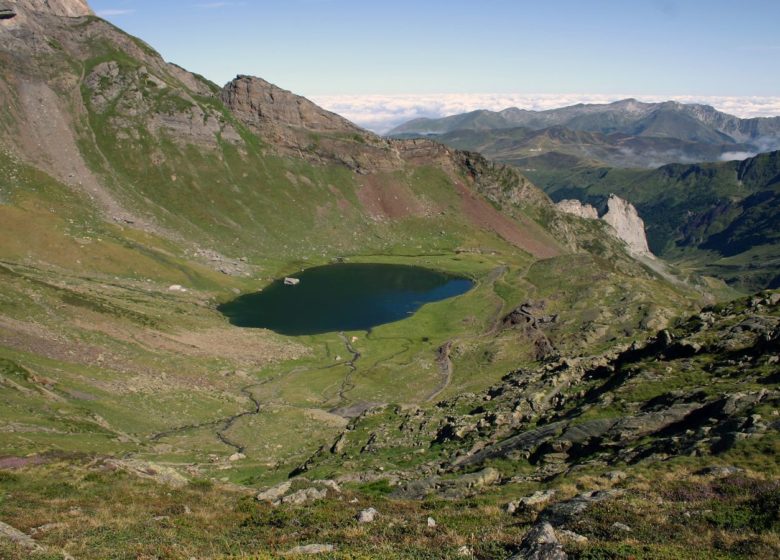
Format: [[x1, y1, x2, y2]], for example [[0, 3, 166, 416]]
[[90, 0, 780, 131]]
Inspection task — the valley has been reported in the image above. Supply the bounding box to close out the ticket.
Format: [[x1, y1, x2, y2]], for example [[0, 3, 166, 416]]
[[0, 1, 777, 559]]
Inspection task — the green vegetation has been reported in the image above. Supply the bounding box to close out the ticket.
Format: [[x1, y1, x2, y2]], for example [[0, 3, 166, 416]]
[[521, 151, 780, 292], [0, 8, 776, 560]]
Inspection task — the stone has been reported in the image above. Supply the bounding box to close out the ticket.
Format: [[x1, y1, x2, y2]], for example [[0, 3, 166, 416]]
[[507, 489, 556, 514], [278, 487, 327, 506], [459, 467, 500, 489], [0, 520, 44, 551], [541, 490, 623, 526], [558, 529, 588, 544], [256, 480, 292, 502], [695, 465, 744, 478], [427, 516, 436, 528], [285, 544, 335, 555], [104, 459, 188, 488], [357, 507, 378, 523], [612, 522, 632, 532], [509, 522, 568, 560], [603, 470, 627, 482], [315, 479, 341, 493], [228, 452, 246, 462], [457, 545, 474, 557]]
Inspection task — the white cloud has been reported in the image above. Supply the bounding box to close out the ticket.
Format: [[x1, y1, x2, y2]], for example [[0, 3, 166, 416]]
[[719, 151, 758, 161], [309, 93, 780, 134], [96, 9, 135, 16]]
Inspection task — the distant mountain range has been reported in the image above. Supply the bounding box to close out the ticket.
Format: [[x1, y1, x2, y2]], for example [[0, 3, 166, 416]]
[[389, 99, 780, 168]]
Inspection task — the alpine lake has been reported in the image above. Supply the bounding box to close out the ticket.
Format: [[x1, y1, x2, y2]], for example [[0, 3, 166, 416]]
[[218, 263, 474, 335]]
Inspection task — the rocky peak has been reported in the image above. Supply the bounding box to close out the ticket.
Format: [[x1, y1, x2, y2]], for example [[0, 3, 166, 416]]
[[6, 0, 92, 17], [221, 75, 363, 136], [556, 195, 653, 257], [602, 194, 652, 256]]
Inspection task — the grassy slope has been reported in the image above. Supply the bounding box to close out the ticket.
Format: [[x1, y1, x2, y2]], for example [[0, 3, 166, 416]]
[[520, 151, 780, 292], [0, 13, 731, 560]]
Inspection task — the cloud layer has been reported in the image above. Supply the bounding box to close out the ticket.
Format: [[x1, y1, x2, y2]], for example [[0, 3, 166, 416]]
[[309, 93, 780, 134]]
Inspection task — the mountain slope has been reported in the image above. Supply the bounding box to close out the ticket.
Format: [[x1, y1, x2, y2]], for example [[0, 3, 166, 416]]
[[2, 3, 771, 559], [526, 150, 780, 291]]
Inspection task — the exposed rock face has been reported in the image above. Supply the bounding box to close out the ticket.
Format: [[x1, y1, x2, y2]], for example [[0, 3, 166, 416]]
[[555, 199, 598, 220], [221, 75, 362, 136], [555, 195, 653, 257], [8, 0, 92, 17], [602, 194, 652, 256], [509, 522, 568, 560]]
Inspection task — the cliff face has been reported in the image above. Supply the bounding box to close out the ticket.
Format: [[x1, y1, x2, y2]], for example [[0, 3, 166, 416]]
[[221, 75, 363, 136], [6, 0, 92, 17], [556, 196, 653, 257], [602, 194, 652, 256]]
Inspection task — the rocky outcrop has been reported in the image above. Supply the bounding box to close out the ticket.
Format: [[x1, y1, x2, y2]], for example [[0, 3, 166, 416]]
[[221, 75, 363, 136], [8, 0, 92, 17], [602, 194, 652, 256], [0, 520, 45, 552], [555, 199, 598, 220], [509, 522, 568, 560], [555, 195, 653, 257], [296, 290, 779, 496]]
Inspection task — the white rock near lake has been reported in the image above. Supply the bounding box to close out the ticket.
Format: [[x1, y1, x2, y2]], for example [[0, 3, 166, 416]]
[[556, 194, 653, 257], [602, 194, 652, 257]]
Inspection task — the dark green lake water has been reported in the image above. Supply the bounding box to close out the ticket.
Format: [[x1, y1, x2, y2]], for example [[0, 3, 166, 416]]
[[218, 263, 473, 335]]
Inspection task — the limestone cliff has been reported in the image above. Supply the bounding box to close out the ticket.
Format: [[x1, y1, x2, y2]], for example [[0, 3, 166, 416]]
[[555, 199, 598, 220], [556, 195, 653, 257], [602, 194, 652, 256]]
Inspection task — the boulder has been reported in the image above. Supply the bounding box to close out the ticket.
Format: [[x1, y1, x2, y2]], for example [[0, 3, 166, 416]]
[[104, 459, 188, 488], [507, 489, 556, 514], [256, 480, 292, 502], [459, 467, 500, 489], [278, 487, 327, 506], [0, 520, 44, 552], [357, 507, 378, 523], [541, 489, 623, 526], [509, 522, 567, 560]]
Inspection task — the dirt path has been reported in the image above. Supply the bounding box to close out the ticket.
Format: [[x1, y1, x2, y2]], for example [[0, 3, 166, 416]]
[[424, 340, 453, 403]]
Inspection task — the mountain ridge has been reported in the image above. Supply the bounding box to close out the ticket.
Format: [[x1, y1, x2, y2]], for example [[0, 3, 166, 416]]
[[389, 98, 780, 169]]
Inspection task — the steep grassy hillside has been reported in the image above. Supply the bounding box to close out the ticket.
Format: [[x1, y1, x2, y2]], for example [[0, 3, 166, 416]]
[[522, 151, 780, 292]]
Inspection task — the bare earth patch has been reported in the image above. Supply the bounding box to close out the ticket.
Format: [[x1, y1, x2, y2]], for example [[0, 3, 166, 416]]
[[455, 181, 560, 259]]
